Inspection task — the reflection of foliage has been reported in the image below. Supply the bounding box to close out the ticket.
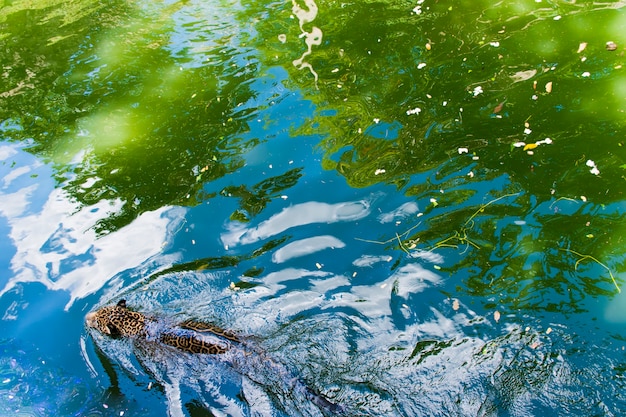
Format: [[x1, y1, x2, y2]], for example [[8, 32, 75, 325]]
[[258, 0, 626, 314], [560, 248, 620, 293], [138, 235, 290, 289], [427, 192, 520, 252], [265, 0, 626, 204], [423, 197, 622, 313], [0, 1, 272, 234], [221, 168, 303, 222]]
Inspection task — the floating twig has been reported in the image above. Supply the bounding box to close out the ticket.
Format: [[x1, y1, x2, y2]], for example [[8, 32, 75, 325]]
[[463, 192, 520, 228], [560, 248, 620, 293], [355, 222, 421, 246]]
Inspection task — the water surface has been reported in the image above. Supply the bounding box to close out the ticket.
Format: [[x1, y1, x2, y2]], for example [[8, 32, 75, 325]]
[[1, 0, 625, 416]]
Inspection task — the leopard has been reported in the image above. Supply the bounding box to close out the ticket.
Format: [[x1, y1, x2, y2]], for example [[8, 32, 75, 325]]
[[86, 299, 345, 414], [85, 299, 239, 354]]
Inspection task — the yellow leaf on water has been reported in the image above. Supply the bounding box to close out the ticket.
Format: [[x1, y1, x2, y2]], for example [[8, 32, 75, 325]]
[[523, 143, 538, 151], [586, 234, 594, 238]]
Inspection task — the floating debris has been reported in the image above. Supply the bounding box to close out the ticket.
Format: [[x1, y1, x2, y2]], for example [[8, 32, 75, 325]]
[[458, 147, 469, 154], [412, 0, 425, 14], [545, 81, 553, 93], [406, 107, 421, 115], [472, 86, 483, 96], [586, 159, 600, 175], [577, 42, 588, 53], [582, 71, 591, 77], [606, 41, 618, 51], [522, 137, 553, 152], [494, 310, 501, 322], [493, 100, 506, 113]]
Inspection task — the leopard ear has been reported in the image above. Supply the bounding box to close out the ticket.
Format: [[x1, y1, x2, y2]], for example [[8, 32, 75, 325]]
[[117, 299, 127, 309]]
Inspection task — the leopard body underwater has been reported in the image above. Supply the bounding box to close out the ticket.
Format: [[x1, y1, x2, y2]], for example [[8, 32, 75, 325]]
[[86, 299, 343, 415]]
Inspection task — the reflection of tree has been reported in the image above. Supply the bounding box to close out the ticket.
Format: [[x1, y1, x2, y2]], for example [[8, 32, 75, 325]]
[[221, 168, 303, 222], [392, 191, 624, 313], [258, 0, 625, 202], [0, 1, 272, 234], [255, 1, 626, 309]]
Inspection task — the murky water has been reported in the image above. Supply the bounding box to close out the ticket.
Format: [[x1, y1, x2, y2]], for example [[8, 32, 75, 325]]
[[1, 0, 625, 415]]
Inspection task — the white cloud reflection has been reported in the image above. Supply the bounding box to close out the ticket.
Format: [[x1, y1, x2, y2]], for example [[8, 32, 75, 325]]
[[272, 235, 345, 263], [0, 147, 183, 311], [221, 199, 371, 248], [332, 263, 442, 318]]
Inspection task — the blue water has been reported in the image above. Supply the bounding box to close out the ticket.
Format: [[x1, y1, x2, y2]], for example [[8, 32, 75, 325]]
[[1, 0, 626, 416], [2, 82, 625, 414]]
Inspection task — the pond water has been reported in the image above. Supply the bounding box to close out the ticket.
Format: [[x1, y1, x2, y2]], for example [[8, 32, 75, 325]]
[[1, 0, 625, 416]]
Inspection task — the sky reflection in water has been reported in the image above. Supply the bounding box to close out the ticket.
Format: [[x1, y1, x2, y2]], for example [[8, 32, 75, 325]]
[[0, 0, 625, 415]]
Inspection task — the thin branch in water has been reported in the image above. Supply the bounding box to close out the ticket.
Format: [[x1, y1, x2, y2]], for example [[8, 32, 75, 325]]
[[355, 222, 421, 246], [549, 197, 579, 210], [463, 192, 520, 228], [560, 248, 620, 293], [396, 232, 410, 254]]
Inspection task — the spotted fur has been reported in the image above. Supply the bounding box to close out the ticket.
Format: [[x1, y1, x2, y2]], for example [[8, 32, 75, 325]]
[[86, 300, 345, 413], [86, 299, 236, 354]]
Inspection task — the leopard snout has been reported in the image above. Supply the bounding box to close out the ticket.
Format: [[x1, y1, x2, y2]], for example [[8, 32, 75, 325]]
[[85, 311, 97, 328]]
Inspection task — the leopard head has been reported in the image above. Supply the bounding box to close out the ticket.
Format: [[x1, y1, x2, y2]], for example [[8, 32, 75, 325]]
[[86, 299, 147, 337]]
